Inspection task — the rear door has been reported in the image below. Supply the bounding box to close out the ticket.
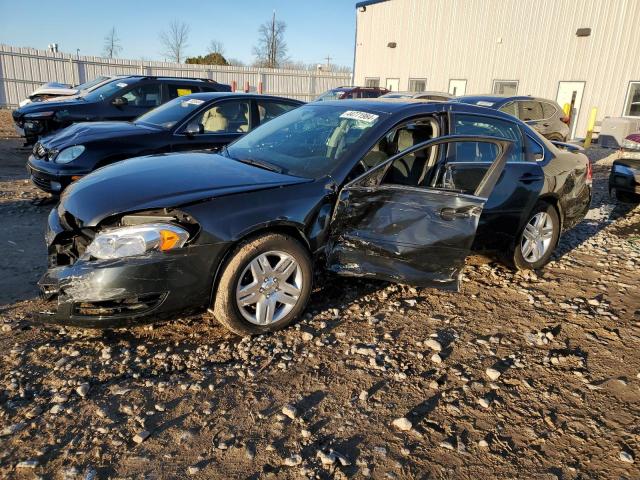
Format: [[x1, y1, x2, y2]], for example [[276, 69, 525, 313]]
[[255, 99, 300, 127], [327, 135, 511, 290], [444, 113, 545, 249], [171, 98, 252, 152]]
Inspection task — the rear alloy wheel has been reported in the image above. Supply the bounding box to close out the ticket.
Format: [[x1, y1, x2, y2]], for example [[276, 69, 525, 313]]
[[213, 233, 312, 336], [513, 202, 560, 270]]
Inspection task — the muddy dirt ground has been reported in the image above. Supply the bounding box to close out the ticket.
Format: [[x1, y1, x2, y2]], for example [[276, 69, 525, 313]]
[[0, 115, 639, 479]]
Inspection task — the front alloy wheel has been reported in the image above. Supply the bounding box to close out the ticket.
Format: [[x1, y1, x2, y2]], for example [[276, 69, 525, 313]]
[[213, 233, 312, 336], [236, 251, 303, 325], [513, 202, 560, 270]]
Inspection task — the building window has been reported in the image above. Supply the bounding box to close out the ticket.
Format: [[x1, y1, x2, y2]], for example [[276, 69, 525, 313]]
[[624, 82, 640, 116], [493, 80, 518, 95], [365, 77, 380, 88], [408, 78, 427, 92]]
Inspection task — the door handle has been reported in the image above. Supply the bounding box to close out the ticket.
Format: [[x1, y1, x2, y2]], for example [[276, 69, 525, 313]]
[[440, 206, 481, 221]]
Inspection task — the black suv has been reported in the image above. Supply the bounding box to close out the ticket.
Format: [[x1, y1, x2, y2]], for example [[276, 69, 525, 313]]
[[12, 76, 231, 144], [453, 95, 570, 141]]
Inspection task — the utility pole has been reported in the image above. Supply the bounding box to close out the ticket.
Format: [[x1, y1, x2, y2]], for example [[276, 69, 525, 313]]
[[325, 54, 332, 71], [270, 10, 276, 68]]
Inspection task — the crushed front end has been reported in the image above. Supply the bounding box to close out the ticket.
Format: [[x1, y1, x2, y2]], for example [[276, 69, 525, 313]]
[[37, 206, 223, 328]]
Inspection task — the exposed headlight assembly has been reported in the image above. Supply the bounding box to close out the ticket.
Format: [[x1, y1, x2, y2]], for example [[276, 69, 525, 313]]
[[54, 145, 85, 164], [86, 223, 190, 260], [613, 164, 636, 176]]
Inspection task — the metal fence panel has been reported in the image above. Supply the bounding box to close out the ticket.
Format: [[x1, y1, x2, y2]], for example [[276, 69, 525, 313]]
[[0, 44, 351, 106]]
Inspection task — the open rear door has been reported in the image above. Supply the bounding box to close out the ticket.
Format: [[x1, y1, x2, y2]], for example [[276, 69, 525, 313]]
[[327, 135, 512, 290]]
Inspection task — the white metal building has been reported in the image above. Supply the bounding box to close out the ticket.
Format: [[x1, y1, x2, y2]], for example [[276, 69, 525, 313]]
[[353, 0, 640, 139]]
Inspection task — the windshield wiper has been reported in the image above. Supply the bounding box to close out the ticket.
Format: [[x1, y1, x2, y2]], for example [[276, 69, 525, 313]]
[[235, 157, 283, 174]]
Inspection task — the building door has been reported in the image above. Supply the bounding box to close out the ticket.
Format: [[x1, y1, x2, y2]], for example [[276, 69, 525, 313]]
[[385, 78, 400, 91], [556, 81, 585, 139], [449, 79, 467, 96]]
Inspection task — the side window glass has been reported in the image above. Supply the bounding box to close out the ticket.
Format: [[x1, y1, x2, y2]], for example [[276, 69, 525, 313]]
[[168, 84, 195, 99], [122, 84, 161, 107], [526, 134, 545, 161], [257, 101, 298, 125], [435, 141, 501, 194], [499, 102, 517, 118], [191, 101, 251, 133], [452, 114, 524, 162], [518, 101, 543, 121], [359, 118, 438, 173], [542, 102, 557, 118]]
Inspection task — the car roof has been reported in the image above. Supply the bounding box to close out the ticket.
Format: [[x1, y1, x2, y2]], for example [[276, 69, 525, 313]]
[[308, 98, 527, 122], [178, 92, 304, 103], [116, 75, 224, 84], [456, 94, 558, 106]]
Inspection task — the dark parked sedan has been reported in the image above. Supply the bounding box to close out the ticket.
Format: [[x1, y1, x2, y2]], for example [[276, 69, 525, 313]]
[[39, 100, 591, 335], [26, 93, 303, 194], [13, 75, 231, 145], [453, 95, 571, 141], [609, 133, 640, 202]]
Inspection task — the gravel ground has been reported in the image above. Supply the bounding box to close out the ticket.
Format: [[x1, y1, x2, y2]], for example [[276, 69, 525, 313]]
[[0, 132, 639, 479]]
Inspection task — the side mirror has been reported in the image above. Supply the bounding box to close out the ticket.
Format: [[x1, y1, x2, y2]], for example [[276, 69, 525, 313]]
[[112, 96, 128, 107], [184, 122, 204, 137]]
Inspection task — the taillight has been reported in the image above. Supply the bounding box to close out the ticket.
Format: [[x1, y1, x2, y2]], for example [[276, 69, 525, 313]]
[[561, 116, 570, 125], [585, 158, 593, 186]]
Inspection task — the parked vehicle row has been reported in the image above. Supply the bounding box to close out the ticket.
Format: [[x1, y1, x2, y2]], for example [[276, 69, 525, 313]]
[[37, 99, 592, 335], [13, 75, 231, 145], [27, 93, 302, 193]]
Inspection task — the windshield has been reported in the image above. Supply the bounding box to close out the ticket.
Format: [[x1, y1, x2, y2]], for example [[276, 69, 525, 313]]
[[75, 76, 109, 92], [226, 104, 385, 177], [82, 79, 132, 102], [135, 96, 205, 129], [315, 89, 347, 101]]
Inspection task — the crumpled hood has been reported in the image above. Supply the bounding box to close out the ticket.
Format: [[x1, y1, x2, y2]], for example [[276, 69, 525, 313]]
[[60, 152, 310, 226], [41, 122, 156, 148], [15, 96, 88, 116]]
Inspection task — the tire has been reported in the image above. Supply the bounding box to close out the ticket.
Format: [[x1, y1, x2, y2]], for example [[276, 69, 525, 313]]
[[213, 233, 312, 336], [512, 202, 561, 270], [615, 190, 640, 203]]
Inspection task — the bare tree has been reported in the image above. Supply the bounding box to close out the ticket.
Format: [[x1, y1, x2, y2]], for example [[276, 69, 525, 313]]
[[103, 27, 122, 59], [208, 40, 225, 56], [159, 20, 190, 63], [252, 12, 288, 68]]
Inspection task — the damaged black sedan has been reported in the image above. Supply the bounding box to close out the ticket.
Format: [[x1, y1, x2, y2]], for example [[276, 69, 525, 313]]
[[39, 100, 592, 335]]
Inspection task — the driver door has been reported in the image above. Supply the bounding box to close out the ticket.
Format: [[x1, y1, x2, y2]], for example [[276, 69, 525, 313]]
[[327, 135, 512, 290]]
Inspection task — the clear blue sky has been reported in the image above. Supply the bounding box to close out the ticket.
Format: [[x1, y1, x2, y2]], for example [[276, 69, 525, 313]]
[[0, 0, 357, 67]]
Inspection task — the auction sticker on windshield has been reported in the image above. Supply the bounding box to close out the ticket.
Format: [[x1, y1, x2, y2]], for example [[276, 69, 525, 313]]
[[181, 98, 204, 107], [340, 111, 379, 123]]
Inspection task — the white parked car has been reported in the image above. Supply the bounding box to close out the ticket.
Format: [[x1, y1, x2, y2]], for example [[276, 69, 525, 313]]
[[18, 75, 121, 107]]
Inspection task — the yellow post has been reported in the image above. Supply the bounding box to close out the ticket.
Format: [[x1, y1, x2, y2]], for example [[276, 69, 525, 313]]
[[584, 107, 598, 149]]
